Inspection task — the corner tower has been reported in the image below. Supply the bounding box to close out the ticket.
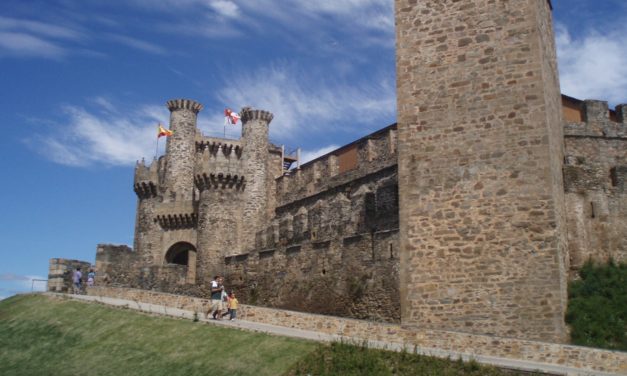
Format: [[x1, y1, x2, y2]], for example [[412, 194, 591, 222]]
[[395, 0, 568, 341], [165, 99, 203, 202]]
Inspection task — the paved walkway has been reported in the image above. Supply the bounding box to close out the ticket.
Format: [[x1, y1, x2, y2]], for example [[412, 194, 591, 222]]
[[44, 292, 618, 376]]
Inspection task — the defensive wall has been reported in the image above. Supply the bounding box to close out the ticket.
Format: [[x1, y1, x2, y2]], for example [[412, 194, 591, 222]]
[[562, 97, 627, 270], [48, 0, 627, 349]]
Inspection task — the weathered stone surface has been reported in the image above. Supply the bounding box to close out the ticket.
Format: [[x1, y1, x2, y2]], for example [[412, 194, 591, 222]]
[[395, 0, 568, 342]]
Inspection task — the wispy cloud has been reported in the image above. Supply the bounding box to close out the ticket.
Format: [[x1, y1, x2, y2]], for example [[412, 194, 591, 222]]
[[0, 273, 30, 281], [31, 100, 168, 167], [0, 16, 83, 59], [0, 273, 46, 293], [212, 63, 396, 143], [556, 22, 627, 105], [300, 144, 340, 165], [104, 33, 166, 55], [0, 16, 82, 40], [0, 31, 66, 58], [209, 0, 239, 18]]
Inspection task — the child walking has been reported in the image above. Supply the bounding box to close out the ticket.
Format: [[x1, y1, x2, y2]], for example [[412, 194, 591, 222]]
[[228, 292, 238, 320]]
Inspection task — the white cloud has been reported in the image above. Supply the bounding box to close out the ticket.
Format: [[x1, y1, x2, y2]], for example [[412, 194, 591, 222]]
[[300, 144, 340, 165], [104, 33, 166, 55], [0, 16, 82, 40], [0, 16, 85, 59], [33, 101, 168, 167], [213, 63, 396, 143], [0, 273, 30, 281], [209, 0, 239, 18], [556, 22, 627, 105], [0, 31, 66, 58]]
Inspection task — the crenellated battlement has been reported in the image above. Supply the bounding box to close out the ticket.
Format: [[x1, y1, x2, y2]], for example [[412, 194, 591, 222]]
[[134, 158, 161, 199], [194, 172, 245, 191], [134, 158, 160, 183], [562, 96, 627, 138], [155, 213, 197, 230], [240, 107, 274, 123], [166, 98, 203, 113], [276, 124, 397, 206], [196, 139, 243, 156], [134, 181, 158, 199]]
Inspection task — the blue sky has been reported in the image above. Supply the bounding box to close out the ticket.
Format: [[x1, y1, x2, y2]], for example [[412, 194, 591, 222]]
[[1, 0, 626, 300]]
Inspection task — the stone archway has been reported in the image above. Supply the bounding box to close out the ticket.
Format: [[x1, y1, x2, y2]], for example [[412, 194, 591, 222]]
[[164, 242, 197, 284]]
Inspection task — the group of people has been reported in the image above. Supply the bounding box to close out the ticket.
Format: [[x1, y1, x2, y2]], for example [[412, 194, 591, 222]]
[[71, 269, 240, 320], [207, 275, 239, 321], [72, 267, 95, 294]]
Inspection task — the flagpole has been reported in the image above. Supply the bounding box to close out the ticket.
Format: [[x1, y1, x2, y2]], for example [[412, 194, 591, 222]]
[[155, 136, 159, 158]]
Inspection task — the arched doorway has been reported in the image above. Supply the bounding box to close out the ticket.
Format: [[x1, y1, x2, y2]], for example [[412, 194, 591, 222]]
[[164, 242, 197, 283]]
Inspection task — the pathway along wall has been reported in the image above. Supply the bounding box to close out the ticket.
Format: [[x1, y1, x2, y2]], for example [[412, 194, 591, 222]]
[[84, 286, 627, 376]]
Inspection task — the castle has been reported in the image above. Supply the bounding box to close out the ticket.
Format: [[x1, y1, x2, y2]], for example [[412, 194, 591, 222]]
[[49, 0, 626, 344]]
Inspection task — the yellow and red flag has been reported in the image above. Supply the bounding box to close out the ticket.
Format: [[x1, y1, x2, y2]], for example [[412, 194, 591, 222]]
[[157, 124, 173, 138]]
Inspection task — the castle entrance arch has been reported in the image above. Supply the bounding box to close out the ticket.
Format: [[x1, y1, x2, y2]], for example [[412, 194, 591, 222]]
[[165, 242, 197, 284]]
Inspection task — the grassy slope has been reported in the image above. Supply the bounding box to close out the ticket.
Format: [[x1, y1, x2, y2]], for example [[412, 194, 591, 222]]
[[0, 294, 316, 376], [0, 294, 540, 376]]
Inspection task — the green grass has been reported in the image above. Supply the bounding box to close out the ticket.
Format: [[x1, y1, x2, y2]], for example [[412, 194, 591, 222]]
[[286, 341, 538, 376], [0, 294, 316, 376], [1, 294, 540, 376], [566, 259, 627, 351]]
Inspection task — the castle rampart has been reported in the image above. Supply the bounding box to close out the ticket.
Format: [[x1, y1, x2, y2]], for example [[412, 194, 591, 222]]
[[562, 97, 627, 270], [47, 0, 627, 350]]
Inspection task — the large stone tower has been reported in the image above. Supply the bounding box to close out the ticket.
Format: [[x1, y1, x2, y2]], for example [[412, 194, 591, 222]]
[[395, 0, 568, 342]]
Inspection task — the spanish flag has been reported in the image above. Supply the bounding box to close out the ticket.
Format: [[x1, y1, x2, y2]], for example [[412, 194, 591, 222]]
[[157, 124, 173, 138]]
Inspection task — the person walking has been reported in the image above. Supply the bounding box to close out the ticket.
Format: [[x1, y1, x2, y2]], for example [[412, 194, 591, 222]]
[[72, 267, 82, 294]]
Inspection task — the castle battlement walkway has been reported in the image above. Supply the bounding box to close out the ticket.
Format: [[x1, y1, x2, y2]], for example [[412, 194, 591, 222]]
[[45, 287, 626, 376]]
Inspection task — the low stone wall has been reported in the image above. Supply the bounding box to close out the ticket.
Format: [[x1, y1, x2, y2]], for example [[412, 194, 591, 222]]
[[87, 286, 626, 375]]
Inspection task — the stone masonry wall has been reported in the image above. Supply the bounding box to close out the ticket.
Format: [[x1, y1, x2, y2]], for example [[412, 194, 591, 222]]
[[85, 286, 627, 375], [240, 108, 273, 251], [564, 100, 627, 269], [164, 99, 203, 202], [47, 258, 92, 292], [224, 167, 401, 322], [395, 0, 567, 342]]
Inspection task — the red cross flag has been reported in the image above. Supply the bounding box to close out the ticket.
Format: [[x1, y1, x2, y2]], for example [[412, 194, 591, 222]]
[[224, 108, 240, 125]]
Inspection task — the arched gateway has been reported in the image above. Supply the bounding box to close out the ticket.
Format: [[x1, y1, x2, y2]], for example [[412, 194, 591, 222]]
[[164, 242, 197, 283]]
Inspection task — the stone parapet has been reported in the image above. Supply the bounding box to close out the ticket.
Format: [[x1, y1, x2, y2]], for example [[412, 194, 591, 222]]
[[239, 107, 274, 123], [85, 286, 627, 375], [276, 125, 398, 207], [166, 99, 203, 113], [194, 173, 245, 191]]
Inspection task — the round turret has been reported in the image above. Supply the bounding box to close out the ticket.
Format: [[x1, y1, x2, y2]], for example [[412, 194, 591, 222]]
[[164, 99, 203, 202], [240, 107, 274, 250]]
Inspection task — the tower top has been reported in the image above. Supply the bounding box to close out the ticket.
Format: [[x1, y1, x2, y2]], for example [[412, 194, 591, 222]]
[[240, 107, 274, 124], [166, 99, 203, 113]]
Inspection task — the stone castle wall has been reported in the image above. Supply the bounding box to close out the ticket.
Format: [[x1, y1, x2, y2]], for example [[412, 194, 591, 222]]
[[563, 100, 627, 269], [47, 258, 92, 292], [394, 0, 568, 342], [47, 0, 627, 347]]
